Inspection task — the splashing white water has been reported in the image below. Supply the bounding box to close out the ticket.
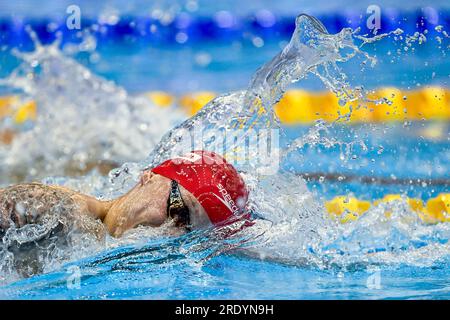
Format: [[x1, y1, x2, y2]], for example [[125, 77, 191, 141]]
[[0, 14, 448, 284], [0, 30, 184, 185], [105, 14, 448, 270]]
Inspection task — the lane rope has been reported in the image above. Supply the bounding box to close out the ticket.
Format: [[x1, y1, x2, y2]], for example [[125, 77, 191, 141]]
[[0, 87, 448, 124], [325, 193, 450, 224]]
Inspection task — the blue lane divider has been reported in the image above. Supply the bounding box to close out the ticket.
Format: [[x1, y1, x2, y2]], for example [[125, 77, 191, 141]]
[[0, 8, 448, 47]]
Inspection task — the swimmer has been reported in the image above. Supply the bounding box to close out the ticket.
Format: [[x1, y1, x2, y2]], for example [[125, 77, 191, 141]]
[[0, 150, 249, 240]]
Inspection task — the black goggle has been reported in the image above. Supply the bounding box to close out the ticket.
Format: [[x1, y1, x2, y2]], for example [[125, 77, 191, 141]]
[[167, 180, 191, 231]]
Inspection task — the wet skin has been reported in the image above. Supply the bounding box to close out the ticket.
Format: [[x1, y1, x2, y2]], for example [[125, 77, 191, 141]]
[[0, 171, 211, 238]]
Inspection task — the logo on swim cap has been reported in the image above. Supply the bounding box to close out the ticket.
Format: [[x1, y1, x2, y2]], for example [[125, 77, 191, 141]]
[[217, 183, 240, 215], [151, 150, 248, 225]]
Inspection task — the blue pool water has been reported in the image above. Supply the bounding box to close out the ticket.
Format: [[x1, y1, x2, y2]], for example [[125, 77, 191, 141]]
[[1, 26, 448, 94], [0, 1, 449, 300], [1, 238, 450, 299], [0, 120, 449, 299]]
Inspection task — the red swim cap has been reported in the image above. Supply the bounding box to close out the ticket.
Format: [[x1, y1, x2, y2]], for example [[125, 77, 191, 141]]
[[151, 150, 249, 225]]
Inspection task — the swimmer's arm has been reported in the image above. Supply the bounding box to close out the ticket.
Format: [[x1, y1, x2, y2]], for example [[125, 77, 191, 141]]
[[46, 186, 114, 240], [71, 193, 113, 221], [56, 187, 115, 239], [0, 184, 112, 238], [49, 185, 113, 221]]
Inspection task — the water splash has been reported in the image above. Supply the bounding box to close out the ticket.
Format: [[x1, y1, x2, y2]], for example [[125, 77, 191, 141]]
[[0, 28, 184, 185], [103, 14, 388, 269], [110, 15, 376, 187], [0, 14, 448, 284]]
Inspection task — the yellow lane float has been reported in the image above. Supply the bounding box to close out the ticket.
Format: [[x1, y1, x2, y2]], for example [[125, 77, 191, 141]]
[[0, 96, 18, 118], [406, 86, 449, 120], [325, 196, 371, 223], [426, 193, 450, 223], [373, 194, 424, 219], [1, 87, 449, 124], [325, 194, 450, 224], [14, 100, 37, 124], [145, 91, 174, 107], [179, 91, 216, 115], [0, 96, 37, 123], [369, 87, 406, 122], [274, 89, 314, 124]]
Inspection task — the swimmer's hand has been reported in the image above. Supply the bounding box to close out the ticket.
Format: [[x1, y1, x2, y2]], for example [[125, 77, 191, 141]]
[[0, 183, 72, 229], [0, 183, 110, 239]]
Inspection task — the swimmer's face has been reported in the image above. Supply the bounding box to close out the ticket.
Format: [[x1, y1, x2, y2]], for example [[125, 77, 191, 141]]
[[104, 171, 211, 236], [140, 171, 212, 229]]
